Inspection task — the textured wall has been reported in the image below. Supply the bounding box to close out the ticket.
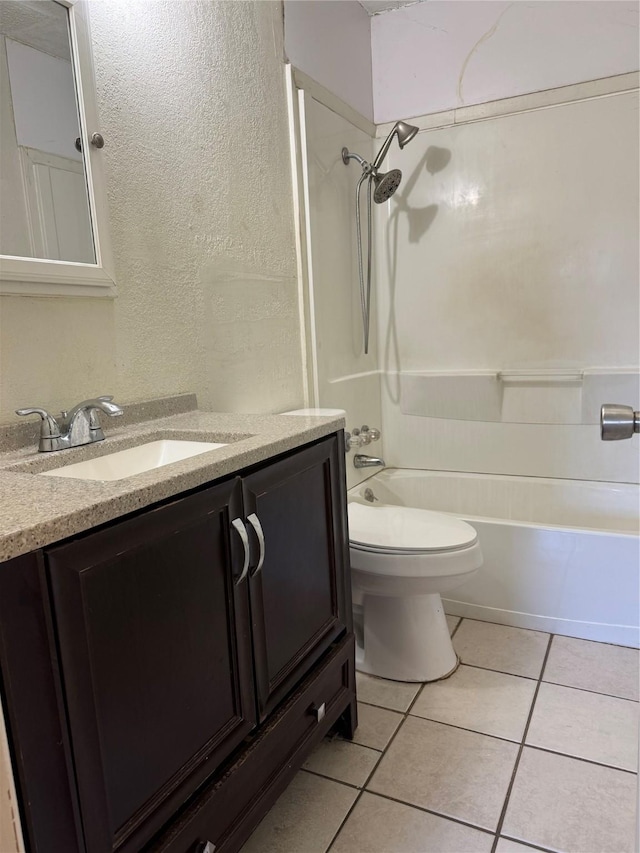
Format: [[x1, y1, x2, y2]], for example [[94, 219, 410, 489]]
[[0, 0, 304, 421]]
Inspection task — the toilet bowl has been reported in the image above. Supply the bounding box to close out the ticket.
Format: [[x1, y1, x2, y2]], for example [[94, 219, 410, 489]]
[[348, 501, 483, 683]]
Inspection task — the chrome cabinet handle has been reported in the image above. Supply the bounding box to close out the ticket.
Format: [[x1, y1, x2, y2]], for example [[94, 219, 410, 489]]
[[247, 513, 265, 575], [231, 518, 250, 585]]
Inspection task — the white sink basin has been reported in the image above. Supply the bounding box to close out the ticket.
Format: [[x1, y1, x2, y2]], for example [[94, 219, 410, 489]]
[[40, 440, 227, 482]]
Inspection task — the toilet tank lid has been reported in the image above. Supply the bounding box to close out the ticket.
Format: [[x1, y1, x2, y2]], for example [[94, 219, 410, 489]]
[[348, 502, 478, 552]]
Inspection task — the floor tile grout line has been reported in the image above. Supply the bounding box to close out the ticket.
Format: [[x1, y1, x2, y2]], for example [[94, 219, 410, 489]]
[[490, 632, 554, 853], [400, 714, 639, 775], [305, 752, 631, 853], [306, 764, 498, 844], [360, 662, 638, 704], [356, 698, 416, 714], [498, 834, 557, 853], [325, 656, 444, 853], [462, 661, 542, 681], [539, 677, 640, 703], [522, 743, 638, 776], [347, 785, 497, 839], [405, 713, 529, 746], [301, 767, 361, 792], [325, 616, 635, 853], [323, 724, 390, 852], [539, 676, 639, 703], [449, 616, 463, 639]]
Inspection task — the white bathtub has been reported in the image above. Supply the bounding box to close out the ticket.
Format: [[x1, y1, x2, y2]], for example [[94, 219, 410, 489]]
[[348, 469, 640, 648]]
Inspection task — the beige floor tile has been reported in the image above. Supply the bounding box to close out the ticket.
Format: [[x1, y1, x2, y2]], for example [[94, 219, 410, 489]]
[[495, 840, 541, 852], [240, 770, 357, 853], [303, 737, 380, 787], [543, 635, 639, 701], [453, 620, 549, 679], [526, 682, 638, 770], [446, 615, 461, 634], [367, 716, 518, 831], [502, 747, 637, 853], [356, 671, 421, 712], [330, 791, 494, 853], [349, 702, 403, 751], [411, 665, 537, 742]]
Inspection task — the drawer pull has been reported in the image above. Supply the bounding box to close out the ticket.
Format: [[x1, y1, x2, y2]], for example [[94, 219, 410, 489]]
[[309, 702, 326, 722], [247, 513, 266, 575], [231, 518, 250, 585], [194, 842, 216, 853]]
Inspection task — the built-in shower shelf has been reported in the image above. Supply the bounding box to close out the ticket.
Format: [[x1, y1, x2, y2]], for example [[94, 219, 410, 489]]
[[497, 370, 584, 384], [398, 368, 640, 425]]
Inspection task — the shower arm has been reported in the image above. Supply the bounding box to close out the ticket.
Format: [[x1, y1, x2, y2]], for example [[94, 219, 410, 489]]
[[342, 148, 375, 175], [372, 127, 399, 172]]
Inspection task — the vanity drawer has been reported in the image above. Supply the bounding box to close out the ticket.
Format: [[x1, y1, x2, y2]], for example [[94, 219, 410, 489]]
[[146, 632, 356, 853]]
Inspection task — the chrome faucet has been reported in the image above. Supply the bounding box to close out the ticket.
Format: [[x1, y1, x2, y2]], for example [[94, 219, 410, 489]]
[[16, 396, 123, 452], [353, 454, 385, 469]]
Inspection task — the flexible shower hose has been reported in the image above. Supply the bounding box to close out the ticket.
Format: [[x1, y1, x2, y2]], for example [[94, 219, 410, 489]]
[[355, 170, 373, 355]]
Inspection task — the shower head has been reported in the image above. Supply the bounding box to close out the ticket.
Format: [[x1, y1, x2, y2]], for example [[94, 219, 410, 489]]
[[373, 169, 402, 203], [372, 119, 419, 171], [395, 120, 419, 149]]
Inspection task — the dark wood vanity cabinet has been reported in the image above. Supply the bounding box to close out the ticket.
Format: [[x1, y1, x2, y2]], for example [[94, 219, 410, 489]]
[[0, 433, 355, 853], [244, 439, 349, 720], [47, 477, 256, 853]]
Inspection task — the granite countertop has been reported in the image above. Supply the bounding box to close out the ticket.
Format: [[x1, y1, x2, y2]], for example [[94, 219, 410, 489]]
[[0, 407, 344, 563]]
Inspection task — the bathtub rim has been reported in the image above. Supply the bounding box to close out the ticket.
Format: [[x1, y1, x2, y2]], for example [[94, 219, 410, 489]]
[[348, 467, 640, 538]]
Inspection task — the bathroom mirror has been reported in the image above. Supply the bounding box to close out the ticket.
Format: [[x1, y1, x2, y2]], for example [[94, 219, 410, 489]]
[[0, 0, 115, 297]]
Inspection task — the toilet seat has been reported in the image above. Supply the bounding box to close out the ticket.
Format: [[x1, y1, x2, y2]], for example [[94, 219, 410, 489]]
[[348, 502, 478, 554]]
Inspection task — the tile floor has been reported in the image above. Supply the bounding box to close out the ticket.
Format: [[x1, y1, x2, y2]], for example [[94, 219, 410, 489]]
[[241, 618, 639, 853]]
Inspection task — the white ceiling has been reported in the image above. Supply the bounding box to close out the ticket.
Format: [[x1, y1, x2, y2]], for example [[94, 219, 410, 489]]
[[0, 0, 71, 61], [357, 0, 427, 15]]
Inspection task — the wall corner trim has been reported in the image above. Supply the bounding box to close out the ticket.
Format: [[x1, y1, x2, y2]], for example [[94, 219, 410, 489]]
[[292, 67, 376, 138]]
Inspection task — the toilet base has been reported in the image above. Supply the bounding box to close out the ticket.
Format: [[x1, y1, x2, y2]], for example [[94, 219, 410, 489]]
[[355, 592, 458, 682]]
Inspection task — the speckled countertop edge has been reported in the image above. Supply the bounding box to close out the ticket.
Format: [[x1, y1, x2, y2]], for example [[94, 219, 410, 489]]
[[0, 409, 345, 563]]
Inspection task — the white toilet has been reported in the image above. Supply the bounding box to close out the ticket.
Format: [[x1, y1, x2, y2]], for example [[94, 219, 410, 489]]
[[348, 501, 483, 683]]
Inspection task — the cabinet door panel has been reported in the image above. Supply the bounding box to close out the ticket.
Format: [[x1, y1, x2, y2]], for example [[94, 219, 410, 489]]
[[46, 478, 255, 853], [244, 436, 350, 719]]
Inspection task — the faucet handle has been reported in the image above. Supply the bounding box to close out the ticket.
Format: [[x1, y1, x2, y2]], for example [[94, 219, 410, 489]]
[[359, 425, 381, 444], [15, 407, 61, 438], [345, 431, 364, 452]]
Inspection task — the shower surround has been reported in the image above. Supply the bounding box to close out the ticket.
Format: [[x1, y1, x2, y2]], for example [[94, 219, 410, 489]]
[[291, 71, 639, 645]]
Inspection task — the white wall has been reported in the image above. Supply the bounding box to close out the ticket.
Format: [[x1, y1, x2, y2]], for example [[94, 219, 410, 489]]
[[285, 0, 374, 121], [0, 36, 30, 259], [1, 0, 305, 421], [376, 89, 640, 483], [301, 94, 382, 486], [371, 1, 640, 122]]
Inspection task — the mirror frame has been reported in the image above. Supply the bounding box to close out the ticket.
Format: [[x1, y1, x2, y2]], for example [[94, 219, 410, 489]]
[[0, 0, 116, 298]]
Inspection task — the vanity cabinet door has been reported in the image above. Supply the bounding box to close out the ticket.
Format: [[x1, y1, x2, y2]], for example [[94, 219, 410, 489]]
[[243, 434, 351, 720], [46, 477, 256, 853]]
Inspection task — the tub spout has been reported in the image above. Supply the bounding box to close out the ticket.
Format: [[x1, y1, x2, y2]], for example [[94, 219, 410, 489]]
[[353, 454, 385, 470]]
